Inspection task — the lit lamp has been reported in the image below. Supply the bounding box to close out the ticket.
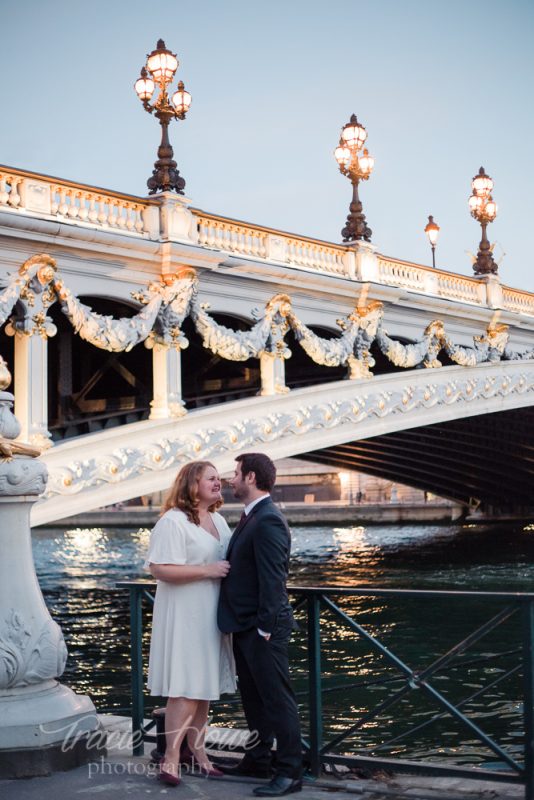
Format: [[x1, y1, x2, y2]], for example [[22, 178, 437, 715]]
[[134, 39, 192, 194], [468, 166, 498, 275], [424, 215, 440, 268], [334, 114, 374, 242]]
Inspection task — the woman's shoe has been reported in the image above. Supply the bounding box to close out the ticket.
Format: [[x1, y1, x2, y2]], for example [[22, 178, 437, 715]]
[[199, 764, 224, 778], [184, 748, 224, 777], [158, 767, 181, 786]]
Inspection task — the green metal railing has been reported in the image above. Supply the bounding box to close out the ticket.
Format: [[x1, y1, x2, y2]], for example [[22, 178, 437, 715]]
[[117, 581, 534, 798]]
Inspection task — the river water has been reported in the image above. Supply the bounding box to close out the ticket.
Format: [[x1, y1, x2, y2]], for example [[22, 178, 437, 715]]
[[33, 519, 534, 767]]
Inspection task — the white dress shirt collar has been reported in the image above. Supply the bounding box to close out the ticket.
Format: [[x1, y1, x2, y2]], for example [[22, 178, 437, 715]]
[[244, 494, 270, 516]]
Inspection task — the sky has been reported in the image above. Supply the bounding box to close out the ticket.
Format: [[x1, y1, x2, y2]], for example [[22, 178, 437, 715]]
[[1, 0, 533, 289]]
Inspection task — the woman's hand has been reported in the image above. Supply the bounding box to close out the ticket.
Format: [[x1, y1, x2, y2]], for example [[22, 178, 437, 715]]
[[205, 560, 231, 578]]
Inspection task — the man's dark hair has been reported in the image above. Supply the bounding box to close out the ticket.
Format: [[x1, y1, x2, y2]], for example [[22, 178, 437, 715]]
[[236, 453, 276, 492]]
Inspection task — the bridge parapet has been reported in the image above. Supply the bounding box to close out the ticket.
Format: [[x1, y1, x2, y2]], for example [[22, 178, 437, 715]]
[[2, 164, 534, 317]]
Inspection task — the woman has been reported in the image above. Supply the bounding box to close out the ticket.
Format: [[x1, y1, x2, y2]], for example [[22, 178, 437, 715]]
[[144, 461, 236, 785]]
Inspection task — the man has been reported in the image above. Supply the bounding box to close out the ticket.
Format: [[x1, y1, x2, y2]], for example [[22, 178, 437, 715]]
[[218, 453, 302, 797]]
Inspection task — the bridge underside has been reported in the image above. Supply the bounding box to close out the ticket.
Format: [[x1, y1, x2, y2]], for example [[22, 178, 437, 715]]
[[302, 408, 534, 511]]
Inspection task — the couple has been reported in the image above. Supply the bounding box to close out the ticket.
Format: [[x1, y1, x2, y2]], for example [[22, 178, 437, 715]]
[[144, 453, 302, 796]]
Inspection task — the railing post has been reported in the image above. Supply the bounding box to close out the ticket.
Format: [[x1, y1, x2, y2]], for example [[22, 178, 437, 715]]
[[130, 586, 145, 756], [524, 600, 534, 800], [307, 593, 323, 777]]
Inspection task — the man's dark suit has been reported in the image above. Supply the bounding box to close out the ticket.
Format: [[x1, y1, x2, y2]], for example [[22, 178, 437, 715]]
[[218, 497, 302, 779]]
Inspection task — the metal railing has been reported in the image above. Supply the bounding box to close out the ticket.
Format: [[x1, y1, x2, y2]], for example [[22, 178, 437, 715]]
[[117, 580, 534, 797]]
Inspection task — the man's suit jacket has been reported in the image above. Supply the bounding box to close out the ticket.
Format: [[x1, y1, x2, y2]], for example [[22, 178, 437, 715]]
[[218, 496, 291, 634]]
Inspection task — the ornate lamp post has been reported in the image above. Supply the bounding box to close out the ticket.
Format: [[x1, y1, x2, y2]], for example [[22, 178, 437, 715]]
[[334, 114, 375, 242], [134, 39, 192, 195], [424, 215, 440, 268], [468, 166, 498, 275]]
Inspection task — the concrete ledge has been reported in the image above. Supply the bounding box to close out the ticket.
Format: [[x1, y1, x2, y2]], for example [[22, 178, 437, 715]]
[[0, 732, 105, 779], [34, 502, 464, 529]]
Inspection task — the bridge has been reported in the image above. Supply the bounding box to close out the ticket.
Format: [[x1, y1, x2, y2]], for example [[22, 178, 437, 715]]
[[0, 164, 533, 524]]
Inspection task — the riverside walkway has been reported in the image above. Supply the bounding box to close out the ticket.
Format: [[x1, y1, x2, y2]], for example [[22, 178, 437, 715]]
[[0, 715, 523, 800]]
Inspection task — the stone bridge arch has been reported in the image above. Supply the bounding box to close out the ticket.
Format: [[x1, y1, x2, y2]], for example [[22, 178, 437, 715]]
[[33, 360, 534, 525]]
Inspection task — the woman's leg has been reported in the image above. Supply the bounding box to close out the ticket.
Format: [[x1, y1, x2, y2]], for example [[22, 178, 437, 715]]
[[187, 700, 212, 768], [163, 696, 198, 775]]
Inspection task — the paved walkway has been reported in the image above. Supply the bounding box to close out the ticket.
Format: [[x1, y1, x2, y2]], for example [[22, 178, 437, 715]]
[[0, 715, 524, 800]]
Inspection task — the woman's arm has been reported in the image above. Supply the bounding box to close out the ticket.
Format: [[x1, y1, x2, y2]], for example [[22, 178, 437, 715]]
[[149, 561, 230, 584]]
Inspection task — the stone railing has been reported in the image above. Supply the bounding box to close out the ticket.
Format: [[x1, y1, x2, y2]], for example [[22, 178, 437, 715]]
[[0, 166, 156, 237], [196, 214, 268, 258], [501, 286, 534, 316], [378, 256, 486, 305], [1, 165, 533, 317], [196, 212, 347, 276]]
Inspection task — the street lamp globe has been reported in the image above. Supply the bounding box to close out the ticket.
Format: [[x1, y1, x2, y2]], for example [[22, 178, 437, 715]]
[[341, 115, 367, 151], [334, 145, 351, 167], [146, 39, 178, 83], [134, 68, 155, 102], [472, 166, 493, 198], [485, 197, 498, 220], [358, 149, 374, 178], [424, 215, 440, 248], [172, 81, 192, 117], [468, 194, 484, 215]]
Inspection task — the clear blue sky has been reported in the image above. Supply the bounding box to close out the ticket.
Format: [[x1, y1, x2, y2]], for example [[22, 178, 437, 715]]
[[2, 0, 533, 289]]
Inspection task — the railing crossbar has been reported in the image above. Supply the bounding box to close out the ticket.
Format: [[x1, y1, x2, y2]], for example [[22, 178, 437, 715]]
[[321, 676, 414, 754], [373, 664, 522, 753], [417, 606, 519, 683], [321, 596, 522, 772]]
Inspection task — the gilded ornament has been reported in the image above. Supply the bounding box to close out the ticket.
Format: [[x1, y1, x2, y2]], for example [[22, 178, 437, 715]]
[[0, 356, 12, 390]]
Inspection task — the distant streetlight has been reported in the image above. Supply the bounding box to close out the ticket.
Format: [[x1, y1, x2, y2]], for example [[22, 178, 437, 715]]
[[134, 39, 192, 195], [334, 114, 374, 243], [424, 215, 440, 268], [468, 167, 498, 275]]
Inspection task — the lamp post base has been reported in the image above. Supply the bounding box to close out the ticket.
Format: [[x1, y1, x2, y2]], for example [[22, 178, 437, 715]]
[[341, 180, 372, 242], [147, 116, 186, 195]]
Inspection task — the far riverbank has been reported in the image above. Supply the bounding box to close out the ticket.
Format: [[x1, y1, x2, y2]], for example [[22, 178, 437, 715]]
[[34, 501, 465, 529]]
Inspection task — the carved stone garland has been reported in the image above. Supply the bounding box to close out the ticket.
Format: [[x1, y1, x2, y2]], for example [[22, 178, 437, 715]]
[[1, 255, 533, 387]]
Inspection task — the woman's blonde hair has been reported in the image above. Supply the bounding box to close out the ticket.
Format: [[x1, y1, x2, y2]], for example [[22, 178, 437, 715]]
[[162, 461, 222, 525]]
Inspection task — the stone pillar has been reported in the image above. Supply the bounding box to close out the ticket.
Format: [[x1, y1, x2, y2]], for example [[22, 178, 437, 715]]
[[149, 345, 187, 419], [153, 192, 199, 244], [348, 241, 379, 282], [480, 274, 503, 309], [13, 332, 53, 449], [0, 358, 102, 777], [259, 352, 289, 396]]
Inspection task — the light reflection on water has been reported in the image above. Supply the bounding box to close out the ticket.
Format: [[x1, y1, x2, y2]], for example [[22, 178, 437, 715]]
[[33, 519, 534, 765]]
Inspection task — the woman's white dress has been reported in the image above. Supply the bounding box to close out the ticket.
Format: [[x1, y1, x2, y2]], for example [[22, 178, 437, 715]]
[[144, 508, 236, 700]]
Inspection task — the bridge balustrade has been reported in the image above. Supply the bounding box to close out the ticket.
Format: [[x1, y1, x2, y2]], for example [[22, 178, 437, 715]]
[[2, 164, 534, 315]]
